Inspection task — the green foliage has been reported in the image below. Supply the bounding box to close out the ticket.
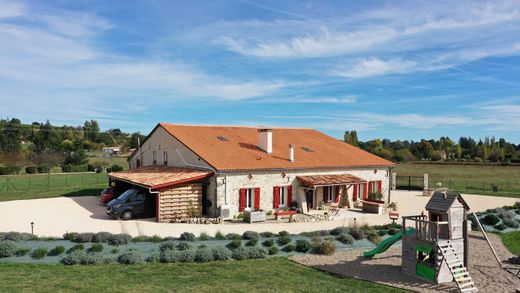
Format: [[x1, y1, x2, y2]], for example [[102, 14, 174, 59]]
[[81, 253, 103, 265], [195, 247, 214, 262], [160, 241, 176, 252], [377, 230, 388, 236], [149, 235, 164, 243], [268, 246, 279, 255], [242, 231, 259, 240], [88, 243, 104, 253], [179, 232, 195, 242], [131, 236, 150, 243], [329, 227, 349, 236], [67, 244, 84, 254], [277, 235, 292, 246], [367, 233, 381, 244], [110, 164, 124, 172], [349, 229, 365, 240], [336, 233, 355, 245], [278, 231, 289, 237], [295, 239, 311, 253], [73, 233, 94, 243], [117, 251, 144, 265], [260, 232, 273, 238], [388, 228, 399, 235], [247, 247, 267, 259], [212, 246, 232, 261], [25, 166, 37, 174], [484, 214, 501, 225], [226, 239, 241, 250], [63, 232, 78, 241], [61, 250, 87, 265], [225, 233, 241, 240], [311, 237, 336, 255], [48, 246, 65, 256], [15, 247, 31, 256], [198, 232, 210, 241], [502, 231, 520, 256], [0, 166, 21, 175], [146, 253, 161, 263], [231, 247, 249, 260], [176, 242, 192, 251], [110, 248, 119, 254], [262, 239, 274, 247], [282, 244, 296, 252], [160, 250, 180, 263], [495, 223, 506, 230], [503, 218, 520, 228], [178, 249, 195, 262], [2, 232, 33, 242], [245, 238, 258, 247], [108, 234, 132, 246], [0, 240, 18, 257], [215, 231, 226, 240], [30, 247, 48, 260]]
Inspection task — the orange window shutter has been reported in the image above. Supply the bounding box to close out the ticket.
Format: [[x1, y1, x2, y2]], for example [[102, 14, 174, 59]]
[[287, 185, 292, 205], [239, 189, 246, 212], [254, 188, 260, 210], [377, 181, 382, 193], [334, 186, 340, 203], [273, 186, 280, 209]]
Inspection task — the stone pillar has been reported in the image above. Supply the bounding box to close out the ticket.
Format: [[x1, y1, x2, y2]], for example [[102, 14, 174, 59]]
[[423, 173, 429, 190], [391, 172, 397, 190]]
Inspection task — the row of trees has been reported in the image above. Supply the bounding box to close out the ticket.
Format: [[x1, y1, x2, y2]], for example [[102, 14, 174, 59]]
[[344, 130, 520, 163], [0, 118, 146, 174]]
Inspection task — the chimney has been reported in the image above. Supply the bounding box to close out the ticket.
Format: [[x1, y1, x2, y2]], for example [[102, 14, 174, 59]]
[[289, 144, 294, 162], [258, 128, 272, 154]]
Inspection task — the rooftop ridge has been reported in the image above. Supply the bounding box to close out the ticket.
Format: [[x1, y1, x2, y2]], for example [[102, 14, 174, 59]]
[[159, 122, 314, 130]]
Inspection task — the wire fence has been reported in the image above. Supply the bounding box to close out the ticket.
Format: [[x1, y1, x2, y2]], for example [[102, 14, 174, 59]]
[[0, 172, 108, 194]]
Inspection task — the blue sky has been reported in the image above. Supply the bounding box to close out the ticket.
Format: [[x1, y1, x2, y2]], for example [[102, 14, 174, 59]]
[[1, 0, 520, 142]]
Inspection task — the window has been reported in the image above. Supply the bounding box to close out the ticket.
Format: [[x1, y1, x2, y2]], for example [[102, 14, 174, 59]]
[[217, 136, 229, 142], [302, 146, 314, 152], [245, 188, 253, 209], [279, 187, 286, 207], [369, 181, 381, 193], [240, 188, 260, 211], [324, 186, 334, 202], [152, 151, 156, 165], [163, 151, 168, 165]]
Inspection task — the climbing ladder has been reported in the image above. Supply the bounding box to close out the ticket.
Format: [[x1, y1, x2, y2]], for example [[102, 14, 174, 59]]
[[438, 243, 478, 293]]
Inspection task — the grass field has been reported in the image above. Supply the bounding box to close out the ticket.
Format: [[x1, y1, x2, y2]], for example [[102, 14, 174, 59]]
[[0, 258, 406, 292], [501, 231, 520, 256], [394, 163, 520, 197]]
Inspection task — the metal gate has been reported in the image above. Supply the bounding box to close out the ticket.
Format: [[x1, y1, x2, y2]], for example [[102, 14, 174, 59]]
[[396, 175, 424, 191]]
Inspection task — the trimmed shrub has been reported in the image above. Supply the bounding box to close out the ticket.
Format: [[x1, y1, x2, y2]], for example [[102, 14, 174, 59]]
[[25, 166, 37, 174], [132, 236, 150, 243], [31, 247, 48, 260], [295, 239, 312, 253], [179, 232, 195, 242], [15, 247, 31, 256], [108, 234, 132, 246], [503, 218, 520, 228], [277, 235, 291, 246], [61, 250, 87, 265], [92, 232, 112, 243], [178, 249, 195, 262], [198, 244, 207, 249], [110, 248, 119, 254], [117, 251, 144, 264], [160, 240, 176, 252], [195, 247, 214, 262], [360, 225, 376, 235], [215, 231, 226, 240], [247, 247, 267, 259], [282, 244, 296, 252], [311, 237, 336, 255], [330, 226, 349, 236], [0, 240, 18, 257], [268, 246, 279, 255], [232, 247, 249, 260], [67, 244, 84, 254], [160, 250, 180, 263], [147, 252, 161, 263], [262, 239, 274, 247], [484, 214, 501, 225], [278, 231, 289, 237], [225, 233, 241, 240], [176, 241, 192, 251], [377, 230, 388, 236], [242, 231, 259, 240], [349, 229, 365, 240], [48, 246, 65, 256], [388, 228, 398, 235], [226, 239, 241, 250], [0, 166, 21, 175], [62, 164, 72, 172], [367, 233, 381, 244], [87, 164, 95, 172], [74, 233, 94, 243], [81, 252, 103, 265], [336, 233, 354, 245], [246, 238, 258, 247], [3, 232, 32, 242], [198, 232, 210, 241], [111, 164, 124, 172], [63, 232, 78, 241], [150, 235, 163, 243], [88, 243, 104, 253], [212, 246, 232, 261], [260, 232, 273, 238], [495, 223, 506, 230], [37, 165, 50, 173]]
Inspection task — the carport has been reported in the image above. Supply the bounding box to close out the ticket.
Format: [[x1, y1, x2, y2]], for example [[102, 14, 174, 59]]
[[109, 166, 213, 222]]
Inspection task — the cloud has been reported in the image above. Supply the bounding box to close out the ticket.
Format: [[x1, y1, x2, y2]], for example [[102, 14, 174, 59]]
[[0, 0, 24, 19], [332, 58, 416, 78]]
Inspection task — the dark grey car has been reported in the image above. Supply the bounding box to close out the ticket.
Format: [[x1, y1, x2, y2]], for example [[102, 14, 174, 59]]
[[106, 189, 151, 220]]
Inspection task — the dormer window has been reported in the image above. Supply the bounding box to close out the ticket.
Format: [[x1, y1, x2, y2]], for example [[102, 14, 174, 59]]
[[217, 136, 229, 142], [302, 146, 314, 152]]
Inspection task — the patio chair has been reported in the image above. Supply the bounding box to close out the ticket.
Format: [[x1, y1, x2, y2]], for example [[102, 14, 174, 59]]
[[328, 202, 340, 217]]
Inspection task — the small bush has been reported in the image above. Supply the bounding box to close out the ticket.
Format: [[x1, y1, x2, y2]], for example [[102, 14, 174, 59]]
[[495, 223, 506, 230], [67, 244, 84, 254], [110, 248, 119, 254], [278, 231, 289, 237], [226, 239, 241, 250], [89, 243, 104, 253], [212, 246, 232, 261], [146, 252, 161, 263], [247, 247, 267, 259], [195, 247, 214, 262], [262, 239, 274, 247], [503, 218, 520, 228], [311, 237, 336, 255], [282, 244, 296, 252], [246, 238, 258, 247], [242, 231, 259, 240], [484, 214, 501, 225], [260, 232, 273, 238], [198, 232, 210, 241], [336, 233, 355, 245], [176, 241, 192, 251], [330, 226, 349, 236], [388, 228, 398, 235], [367, 233, 381, 244], [277, 235, 292, 246], [179, 232, 195, 242], [132, 236, 150, 243], [118, 251, 144, 264], [299, 231, 322, 238], [377, 230, 388, 236], [148, 235, 163, 242], [63, 232, 78, 241], [74, 233, 94, 243], [360, 225, 376, 235], [0, 240, 18, 257], [160, 250, 180, 263], [215, 231, 226, 240], [108, 234, 132, 246], [81, 252, 103, 265], [37, 165, 50, 173], [349, 229, 365, 240], [268, 246, 279, 255], [232, 247, 249, 260], [48, 246, 65, 256], [160, 240, 176, 252], [178, 249, 195, 262], [61, 250, 87, 265], [111, 164, 124, 172], [25, 166, 37, 174], [15, 247, 31, 256], [295, 239, 311, 253], [225, 233, 241, 240], [31, 247, 49, 260], [92, 232, 112, 243], [3, 232, 32, 242]]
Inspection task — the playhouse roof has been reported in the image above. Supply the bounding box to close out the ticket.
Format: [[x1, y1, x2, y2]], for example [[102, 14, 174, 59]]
[[425, 191, 470, 212]]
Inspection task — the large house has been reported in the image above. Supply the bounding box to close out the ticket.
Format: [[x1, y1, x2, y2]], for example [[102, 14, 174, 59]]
[[109, 123, 394, 222]]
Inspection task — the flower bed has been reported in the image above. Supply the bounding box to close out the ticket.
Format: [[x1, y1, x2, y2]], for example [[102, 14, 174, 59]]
[[470, 202, 520, 233]]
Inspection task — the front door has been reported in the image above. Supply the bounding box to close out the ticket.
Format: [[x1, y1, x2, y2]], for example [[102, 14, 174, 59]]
[[306, 190, 314, 210]]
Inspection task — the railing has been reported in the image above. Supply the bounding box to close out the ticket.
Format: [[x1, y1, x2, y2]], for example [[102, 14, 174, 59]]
[[403, 215, 449, 242]]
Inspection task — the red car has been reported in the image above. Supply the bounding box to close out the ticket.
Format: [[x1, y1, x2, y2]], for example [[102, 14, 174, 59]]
[[100, 187, 116, 205]]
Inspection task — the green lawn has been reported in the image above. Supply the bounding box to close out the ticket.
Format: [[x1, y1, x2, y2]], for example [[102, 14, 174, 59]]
[[501, 231, 520, 256], [0, 258, 407, 292], [394, 163, 520, 197]]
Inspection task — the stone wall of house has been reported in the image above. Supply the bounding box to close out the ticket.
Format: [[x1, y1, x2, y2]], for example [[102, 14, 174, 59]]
[[214, 167, 391, 217]]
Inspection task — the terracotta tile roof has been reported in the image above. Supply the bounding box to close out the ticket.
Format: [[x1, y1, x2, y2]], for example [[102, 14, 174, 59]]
[[109, 165, 212, 189], [297, 174, 367, 188], [158, 123, 394, 171]]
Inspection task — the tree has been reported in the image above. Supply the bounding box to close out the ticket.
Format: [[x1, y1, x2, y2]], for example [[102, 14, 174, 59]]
[[417, 140, 434, 159], [343, 130, 359, 146], [29, 150, 65, 169], [455, 144, 462, 161]]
